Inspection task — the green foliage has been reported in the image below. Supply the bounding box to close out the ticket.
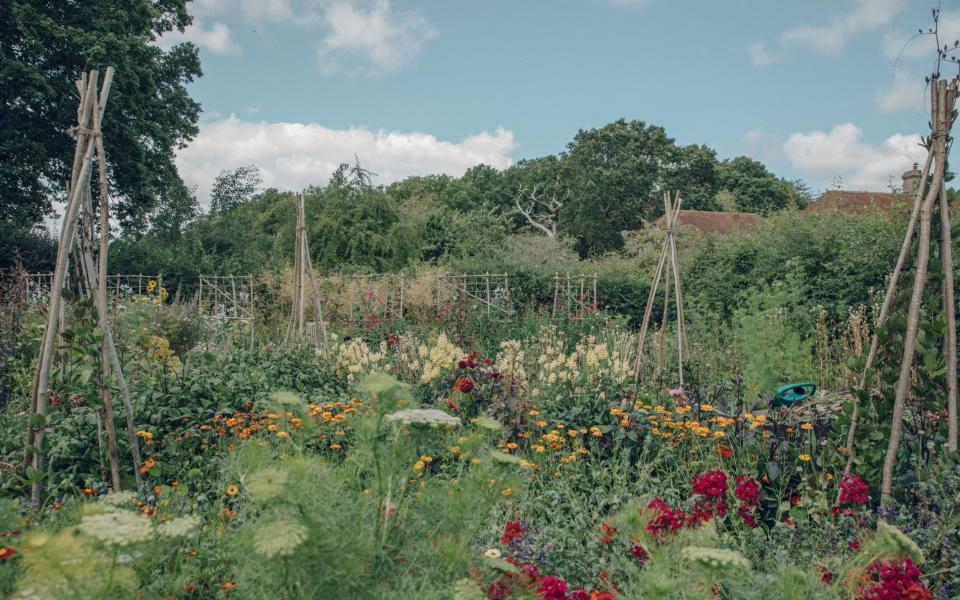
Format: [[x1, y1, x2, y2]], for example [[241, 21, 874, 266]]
[[0, 0, 201, 230], [209, 165, 263, 215], [730, 263, 815, 394]]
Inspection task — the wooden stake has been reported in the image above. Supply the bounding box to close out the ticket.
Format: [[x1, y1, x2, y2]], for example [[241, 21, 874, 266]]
[[843, 145, 934, 477], [941, 176, 958, 453], [881, 78, 953, 499], [633, 192, 684, 385]]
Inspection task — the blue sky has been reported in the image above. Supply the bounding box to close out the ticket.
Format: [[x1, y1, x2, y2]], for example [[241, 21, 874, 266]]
[[161, 0, 956, 203]]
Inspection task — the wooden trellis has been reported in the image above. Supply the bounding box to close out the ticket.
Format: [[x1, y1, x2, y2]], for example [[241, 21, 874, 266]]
[[285, 193, 329, 354], [348, 274, 405, 324], [551, 273, 599, 319], [198, 275, 255, 322], [24, 68, 142, 502], [27, 273, 163, 302], [436, 272, 512, 319], [843, 75, 959, 500], [633, 191, 688, 387], [198, 275, 255, 349]]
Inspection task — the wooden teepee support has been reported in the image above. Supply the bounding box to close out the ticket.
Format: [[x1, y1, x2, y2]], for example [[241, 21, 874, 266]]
[[284, 193, 330, 355], [24, 69, 142, 504], [633, 191, 687, 387], [842, 75, 958, 500]]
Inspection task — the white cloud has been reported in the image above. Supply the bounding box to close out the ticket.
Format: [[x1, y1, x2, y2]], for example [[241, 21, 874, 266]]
[[741, 128, 768, 144], [176, 116, 516, 206], [884, 9, 960, 59], [155, 19, 241, 55], [316, 1, 436, 75], [191, 0, 296, 22], [783, 123, 925, 190], [747, 42, 775, 66], [781, 0, 907, 54], [876, 67, 927, 112]]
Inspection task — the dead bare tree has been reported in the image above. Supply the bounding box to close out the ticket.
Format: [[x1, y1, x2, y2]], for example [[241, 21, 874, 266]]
[[514, 179, 566, 238]]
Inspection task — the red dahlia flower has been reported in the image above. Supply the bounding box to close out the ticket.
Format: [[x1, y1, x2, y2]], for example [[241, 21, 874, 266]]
[[839, 474, 870, 505], [537, 575, 567, 600], [501, 518, 526, 545]]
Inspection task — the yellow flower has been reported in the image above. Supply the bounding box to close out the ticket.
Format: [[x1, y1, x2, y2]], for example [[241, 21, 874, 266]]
[[701, 404, 715, 412], [528, 410, 540, 416], [798, 454, 811, 462], [420, 455, 433, 463], [536, 420, 548, 428], [413, 460, 425, 472], [501, 487, 512, 497], [713, 431, 725, 438], [226, 484, 238, 496], [567, 429, 578, 438], [531, 444, 545, 453], [276, 431, 289, 439], [576, 447, 588, 455], [800, 422, 813, 431], [505, 443, 518, 451], [450, 446, 461, 454]]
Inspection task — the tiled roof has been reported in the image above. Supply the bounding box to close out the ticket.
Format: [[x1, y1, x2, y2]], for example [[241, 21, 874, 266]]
[[653, 210, 761, 234], [804, 191, 907, 215]]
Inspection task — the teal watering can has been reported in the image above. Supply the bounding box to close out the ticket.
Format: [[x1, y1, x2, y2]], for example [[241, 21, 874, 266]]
[[770, 382, 817, 408]]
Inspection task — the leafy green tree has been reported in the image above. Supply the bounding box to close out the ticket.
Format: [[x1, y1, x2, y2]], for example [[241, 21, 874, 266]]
[[149, 181, 200, 241], [559, 119, 678, 256], [717, 157, 795, 214], [0, 0, 202, 230], [660, 144, 720, 211], [209, 165, 263, 214]]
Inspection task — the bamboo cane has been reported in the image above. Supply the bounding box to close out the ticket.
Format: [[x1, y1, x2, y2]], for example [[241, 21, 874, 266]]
[[843, 145, 934, 477], [30, 72, 102, 503], [881, 78, 951, 500], [941, 175, 958, 453]]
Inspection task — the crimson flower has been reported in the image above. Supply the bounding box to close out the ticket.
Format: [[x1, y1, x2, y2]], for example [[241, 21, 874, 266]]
[[537, 575, 567, 600], [839, 474, 870, 505], [501, 519, 526, 545]]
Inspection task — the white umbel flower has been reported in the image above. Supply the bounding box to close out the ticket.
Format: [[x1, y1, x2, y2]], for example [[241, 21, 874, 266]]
[[78, 510, 153, 545], [385, 409, 460, 427], [245, 467, 289, 504], [253, 517, 307, 557], [157, 515, 201, 538], [99, 491, 137, 508], [680, 546, 751, 571]]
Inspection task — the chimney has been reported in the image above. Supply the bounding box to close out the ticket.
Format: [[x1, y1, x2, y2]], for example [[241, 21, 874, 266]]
[[902, 163, 922, 197]]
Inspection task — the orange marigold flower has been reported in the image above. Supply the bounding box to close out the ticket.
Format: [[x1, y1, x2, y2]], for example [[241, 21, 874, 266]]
[[330, 443, 342, 450], [81, 488, 96, 497], [226, 485, 239, 496]]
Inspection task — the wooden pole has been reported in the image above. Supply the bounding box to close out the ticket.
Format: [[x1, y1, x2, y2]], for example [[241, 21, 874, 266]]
[[30, 72, 101, 503], [843, 141, 935, 476], [881, 78, 952, 499], [941, 175, 958, 453], [668, 192, 686, 387], [632, 230, 670, 381]]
